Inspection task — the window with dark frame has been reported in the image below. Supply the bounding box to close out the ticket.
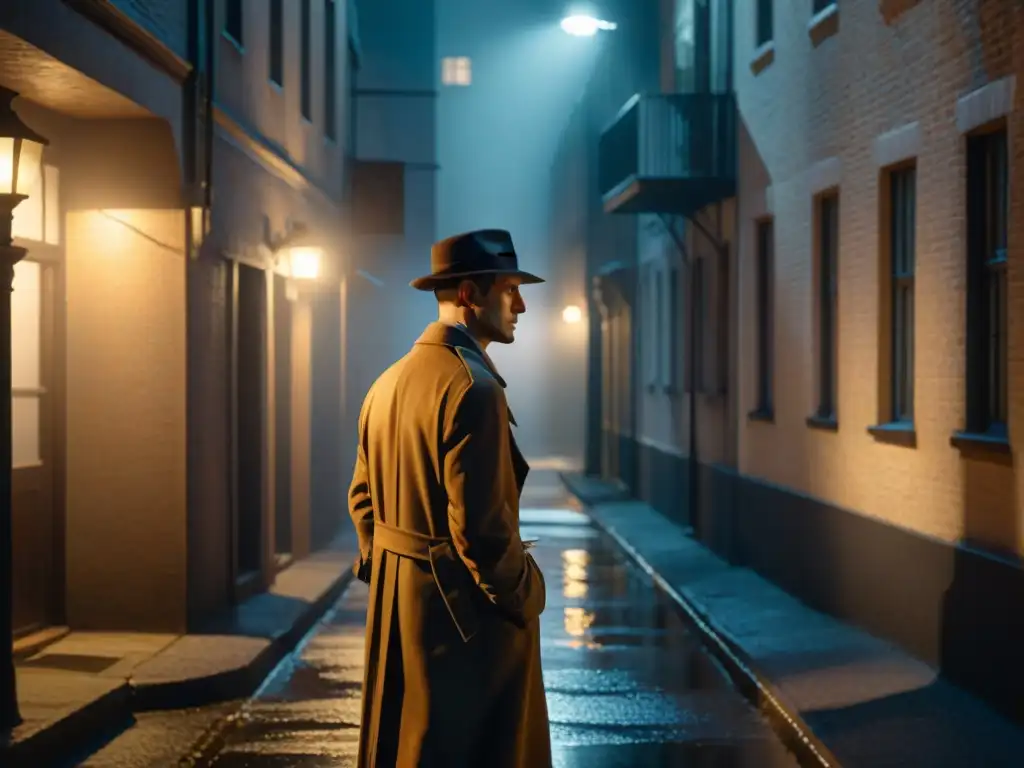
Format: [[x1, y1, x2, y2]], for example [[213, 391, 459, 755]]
[[756, 0, 773, 47], [813, 0, 836, 14], [889, 166, 916, 423], [965, 128, 1008, 437], [324, 0, 337, 140], [225, 0, 243, 45], [300, 0, 312, 120], [755, 219, 774, 413], [269, 0, 284, 85], [816, 194, 839, 420]]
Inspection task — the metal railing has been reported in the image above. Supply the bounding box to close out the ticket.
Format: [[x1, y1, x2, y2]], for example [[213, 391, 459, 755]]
[[598, 92, 736, 203]]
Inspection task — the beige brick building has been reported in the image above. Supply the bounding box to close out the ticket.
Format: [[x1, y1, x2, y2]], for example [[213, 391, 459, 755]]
[[571, 0, 1024, 722], [736, 0, 1022, 555]]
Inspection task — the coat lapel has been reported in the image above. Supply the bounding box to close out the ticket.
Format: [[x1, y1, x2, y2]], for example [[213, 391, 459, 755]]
[[415, 322, 530, 493]]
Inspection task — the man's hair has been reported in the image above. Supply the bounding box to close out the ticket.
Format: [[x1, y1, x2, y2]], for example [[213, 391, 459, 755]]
[[433, 274, 496, 301]]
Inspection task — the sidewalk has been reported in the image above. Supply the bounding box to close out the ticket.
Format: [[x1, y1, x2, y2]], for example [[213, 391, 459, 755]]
[[1, 530, 359, 767], [562, 472, 1024, 768]]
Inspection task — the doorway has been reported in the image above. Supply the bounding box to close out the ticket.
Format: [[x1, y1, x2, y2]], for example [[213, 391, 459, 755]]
[[234, 263, 265, 593], [12, 257, 59, 637], [273, 275, 292, 566]]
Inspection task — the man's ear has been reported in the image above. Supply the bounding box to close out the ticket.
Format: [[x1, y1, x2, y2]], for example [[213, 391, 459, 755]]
[[456, 280, 479, 308]]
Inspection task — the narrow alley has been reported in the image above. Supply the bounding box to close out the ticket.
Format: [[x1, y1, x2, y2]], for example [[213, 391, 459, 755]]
[[184, 478, 798, 767]]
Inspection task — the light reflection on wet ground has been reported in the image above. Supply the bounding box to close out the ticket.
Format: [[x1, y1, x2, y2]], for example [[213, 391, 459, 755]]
[[204, 505, 798, 767]]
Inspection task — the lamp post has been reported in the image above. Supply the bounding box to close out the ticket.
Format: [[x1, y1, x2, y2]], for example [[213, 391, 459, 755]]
[[0, 87, 48, 730]]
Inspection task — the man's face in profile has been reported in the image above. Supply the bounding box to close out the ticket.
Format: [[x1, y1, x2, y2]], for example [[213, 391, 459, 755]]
[[472, 275, 527, 345]]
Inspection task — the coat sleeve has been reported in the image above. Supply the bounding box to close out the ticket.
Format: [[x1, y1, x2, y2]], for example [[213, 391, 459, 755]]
[[443, 379, 545, 626], [347, 395, 375, 583]]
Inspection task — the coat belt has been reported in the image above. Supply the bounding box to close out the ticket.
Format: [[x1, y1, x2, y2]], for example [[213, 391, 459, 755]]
[[373, 520, 452, 561], [372, 519, 479, 643]]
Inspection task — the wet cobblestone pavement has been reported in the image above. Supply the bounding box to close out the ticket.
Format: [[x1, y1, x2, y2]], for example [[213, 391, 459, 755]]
[[200, 507, 799, 767]]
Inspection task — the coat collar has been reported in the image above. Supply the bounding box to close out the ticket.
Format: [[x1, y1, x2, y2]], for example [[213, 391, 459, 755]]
[[415, 322, 508, 389]]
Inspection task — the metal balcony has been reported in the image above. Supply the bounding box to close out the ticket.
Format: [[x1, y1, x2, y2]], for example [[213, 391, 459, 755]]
[[598, 92, 736, 216]]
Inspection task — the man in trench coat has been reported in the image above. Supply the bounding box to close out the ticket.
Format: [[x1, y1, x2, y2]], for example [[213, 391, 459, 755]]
[[348, 228, 551, 767]]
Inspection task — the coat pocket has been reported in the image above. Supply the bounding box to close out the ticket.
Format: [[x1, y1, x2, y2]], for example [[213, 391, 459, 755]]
[[428, 540, 480, 643]]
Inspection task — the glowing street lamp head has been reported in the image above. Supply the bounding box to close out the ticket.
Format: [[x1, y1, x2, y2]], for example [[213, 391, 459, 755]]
[[560, 14, 617, 37], [562, 304, 583, 324]]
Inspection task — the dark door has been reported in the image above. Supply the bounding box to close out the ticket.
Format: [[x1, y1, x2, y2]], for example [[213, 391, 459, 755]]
[[273, 275, 292, 563], [11, 258, 57, 636], [234, 263, 265, 587]]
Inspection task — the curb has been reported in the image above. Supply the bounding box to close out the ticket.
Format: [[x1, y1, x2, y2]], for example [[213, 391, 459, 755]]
[[1, 568, 355, 767], [560, 473, 843, 768], [132, 569, 355, 712], [1, 682, 134, 767]]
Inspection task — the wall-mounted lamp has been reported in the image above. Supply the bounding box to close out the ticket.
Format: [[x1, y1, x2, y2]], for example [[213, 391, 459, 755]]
[[0, 87, 48, 248], [562, 304, 583, 324], [266, 220, 324, 282]]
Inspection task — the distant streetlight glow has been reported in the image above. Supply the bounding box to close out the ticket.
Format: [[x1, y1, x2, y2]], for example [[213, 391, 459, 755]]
[[560, 14, 617, 36], [562, 304, 583, 324]]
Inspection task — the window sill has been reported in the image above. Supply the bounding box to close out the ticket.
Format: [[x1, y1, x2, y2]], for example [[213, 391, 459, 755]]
[[868, 421, 917, 448], [879, 0, 921, 24], [750, 41, 775, 76], [806, 414, 838, 432], [950, 430, 1011, 463], [748, 406, 774, 423], [808, 3, 839, 48]]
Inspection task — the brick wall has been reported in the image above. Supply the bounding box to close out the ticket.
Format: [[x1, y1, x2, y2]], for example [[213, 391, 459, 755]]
[[735, 0, 1023, 554]]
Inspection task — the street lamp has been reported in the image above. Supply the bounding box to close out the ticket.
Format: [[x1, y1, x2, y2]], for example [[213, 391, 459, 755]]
[[560, 14, 617, 36], [562, 304, 583, 324], [0, 86, 48, 729]]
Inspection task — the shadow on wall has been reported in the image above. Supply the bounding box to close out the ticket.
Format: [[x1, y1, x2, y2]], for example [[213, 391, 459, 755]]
[[941, 452, 1022, 724]]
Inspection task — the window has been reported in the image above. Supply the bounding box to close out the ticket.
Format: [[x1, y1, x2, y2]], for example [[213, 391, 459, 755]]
[[12, 260, 42, 468], [813, 0, 836, 13], [441, 57, 472, 86], [269, 0, 283, 85], [224, 0, 243, 45], [324, 0, 337, 140], [300, 0, 312, 119], [351, 161, 405, 236], [889, 167, 916, 423], [965, 129, 1008, 436], [816, 194, 839, 420], [755, 219, 774, 413], [756, 0, 773, 47]]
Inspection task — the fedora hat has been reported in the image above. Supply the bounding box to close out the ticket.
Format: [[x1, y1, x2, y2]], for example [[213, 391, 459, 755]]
[[410, 229, 545, 291]]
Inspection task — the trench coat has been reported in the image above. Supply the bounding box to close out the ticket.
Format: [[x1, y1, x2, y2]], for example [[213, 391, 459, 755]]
[[348, 321, 551, 768]]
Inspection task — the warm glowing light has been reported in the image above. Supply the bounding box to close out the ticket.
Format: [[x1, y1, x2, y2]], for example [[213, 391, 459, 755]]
[[562, 548, 590, 599], [189, 206, 207, 250], [563, 607, 595, 637], [562, 304, 583, 324], [289, 246, 322, 280], [560, 14, 617, 36], [0, 136, 43, 196]]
